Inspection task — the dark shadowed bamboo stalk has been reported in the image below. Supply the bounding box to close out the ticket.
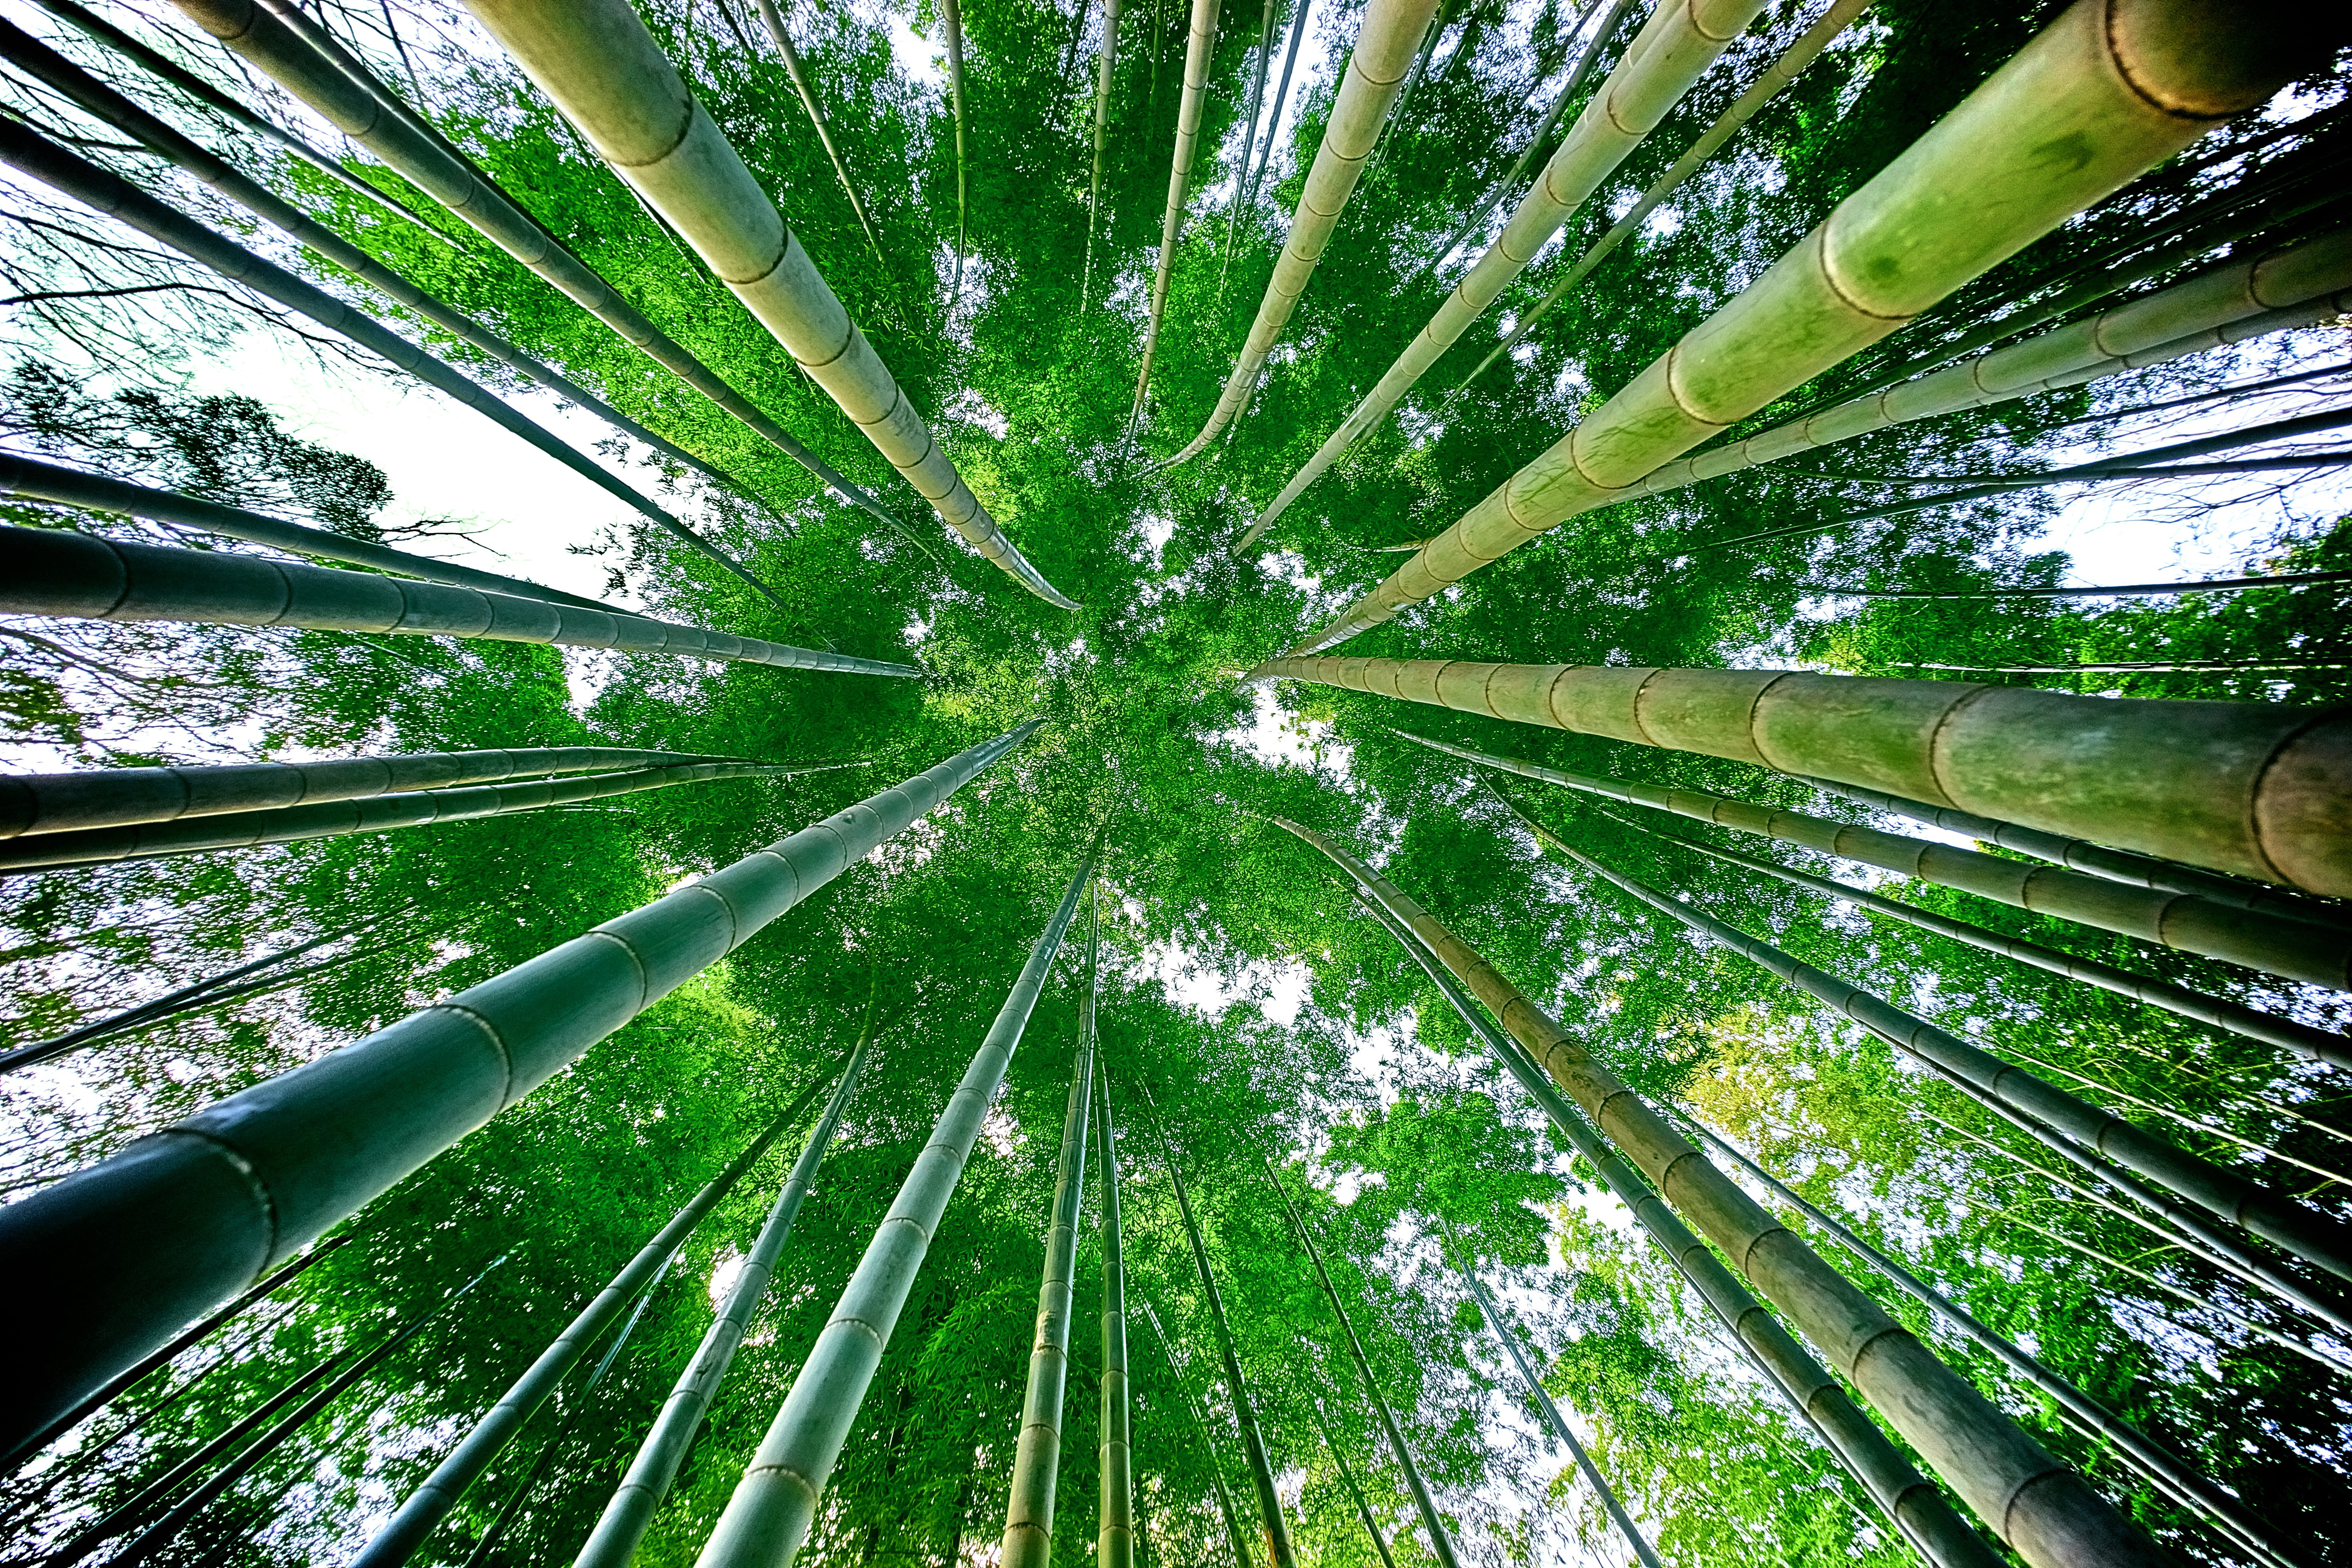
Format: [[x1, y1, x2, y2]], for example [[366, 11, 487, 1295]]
[[1216, 0, 1280, 296], [1244, 0, 1308, 212], [1097, 908, 1138, 1568], [1136, 1297, 1254, 1568], [1304, 1397, 1397, 1568], [1683, 1119, 2311, 1568], [1804, 568, 2352, 602], [1392, 729, 2352, 1047], [1133, 0, 1226, 426], [751, 0, 884, 258], [943, 0, 971, 304], [0, 725, 1034, 1457], [1259, 810, 2159, 1568], [1082, 0, 1125, 310], [0, 523, 919, 678], [694, 856, 1094, 1568], [351, 1079, 840, 1568], [1323, 851, 1998, 1568], [1002, 893, 1099, 1568], [1294, 0, 2307, 651], [1244, 654, 2352, 900], [574, 1008, 875, 1568], [1148, 1092, 1295, 1568], [1436, 1217, 1660, 1568], [1266, 1166, 1462, 1568]]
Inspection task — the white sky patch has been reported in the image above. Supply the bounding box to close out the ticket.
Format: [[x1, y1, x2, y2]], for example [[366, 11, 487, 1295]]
[[886, 8, 948, 90], [707, 1243, 748, 1307]]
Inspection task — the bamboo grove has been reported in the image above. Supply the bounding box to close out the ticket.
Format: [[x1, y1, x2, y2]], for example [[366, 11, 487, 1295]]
[[0, 0, 2345, 1564]]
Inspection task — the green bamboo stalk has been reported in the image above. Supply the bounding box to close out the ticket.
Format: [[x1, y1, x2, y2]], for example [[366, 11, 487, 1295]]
[[1082, 0, 1127, 312], [1436, 1217, 1661, 1568], [1391, 729, 2352, 1036], [1294, 0, 2305, 651], [1149, 1095, 1296, 1568], [1684, 1119, 2312, 1568], [574, 1004, 875, 1568], [1216, 0, 1281, 298], [1319, 840, 2003, 1568], [1, 745, 726, 840], [1238, 0, 1773, 545], [452, 0, 1082, 610], [1303, 1397, 1397, 1568], [352, 1077, 840, 1568], [1265, 1165, 1463, 1568], [1243, 0, 1308, 212], [1002, 896, 1099, 1568], [1135, 1297, 1256, 1568], [1131, 0, 1224, 426], [1161, 0, 1443, 465], [1242, 653, 2352, 899], [1260, 810, 2158, 1568], [751, 0, 885, 259], [944, 0, 972, 306], [0, 725, 1035, 1458], [693, 856, 1094, 1568], [1, 523, 919, 678], [1458, 0, 1875, 394], [1096, 909, 1138, 1568], [0, 760, 841, 875], [165, 0, 923, 551]]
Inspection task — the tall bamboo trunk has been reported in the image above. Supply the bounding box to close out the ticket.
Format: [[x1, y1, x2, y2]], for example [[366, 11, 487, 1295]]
[[1388, 730, 2352, 993], [1, 523, 918, 678], [0, 16, 804, 590], [1265, 1168, 1461, 1568], [1082, 0, 1126, 312], [694, 857, 1095, 1568], [1132, 0, 1225, 426], [1151, 1107, 1295, 1568], [168, 0, 915, 543], [1002, 894, 1100, 1568], [1238, 0, 1770, 543], [1303, 1399, 1397, 1568], [1243, 0, 1309, 211], [350, 1076, 839, 1568], [0, 724, 1035, 1456], [944, 0, 972, 303], [1243, 653, 2352, 899], [753, 0, 885, 258], [1096, 910, 1138, 1568], [1216, 0, 1281, 296], [1333, 859, 2000, 1568], [1502, 798, 2352, 1335], [1437, 1219, 1659, 1568], [1135, 1297, 1256, 1568], [1161, 0, 1441, 465], [455, 0, 1082, 611], [1294, 0, 2304, 651], [573, 1023, 877, 1568], [1259, 811, 2164, 1568]]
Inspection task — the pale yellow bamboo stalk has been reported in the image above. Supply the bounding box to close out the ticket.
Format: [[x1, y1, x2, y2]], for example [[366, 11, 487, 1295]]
[[1133, 0, 1223, 426], [1292, 0, 2302, 651], [1082, 0, 1127, 311], [1161, 0, 1443, 465], [457, 0, 1082, 610], [1238, 0, 1786, 546]]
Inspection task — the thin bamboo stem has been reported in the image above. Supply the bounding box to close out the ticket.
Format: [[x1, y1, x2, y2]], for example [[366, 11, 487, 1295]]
[[751, 0, 885, 259], [1081, 0, 1125, 312], [1216, 0, 1280, 298], [1097, 905, 1138, 1568], [1243, 0, 1308, 212], [1132, 0, 1225, 427], [1303, 1397, 1398, 1568], [1136, 1296, 1256, 1568], [944, 0, 971, 306]]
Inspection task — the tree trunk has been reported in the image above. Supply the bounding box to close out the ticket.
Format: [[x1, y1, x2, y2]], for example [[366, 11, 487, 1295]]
[[1132, 0, 1227, 426], [1162, 0, 1441, 465], [454, 0, 1084, 612], [1239, 0, 1761, 543], [1292, 0, 2302, 650], [1243, 0, 1309, 212], [0, 725, 1035, 1458], [1259, 810, 2161, 1568], [693, 857, 1095, 1568], [1264, 1167, 1461, 1568], [1245, 653, 2352, 899], [1082, 0, 1126, 312], [0, 522, 919, 679], [572, 1017, 879, 1568], [751, 0, 886, 258]]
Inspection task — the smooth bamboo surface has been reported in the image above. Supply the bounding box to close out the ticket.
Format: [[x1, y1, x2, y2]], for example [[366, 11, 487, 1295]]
[[1136, 0, 1229, 423], [1098, 1058, 1136, 1568]]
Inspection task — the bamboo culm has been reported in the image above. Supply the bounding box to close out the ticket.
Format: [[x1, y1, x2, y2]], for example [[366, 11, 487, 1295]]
[[752, 0, 884, 256], [1098, 1047, 1137, 1568], [1295, 0, 2305, 651], [1216, 0, 1281, 297], [1392, 728, 2352, 1049], [0, 724, 1033, 1455], [1135, 1297, 1256, 1568], [944, 0, 971, 303], [1326, 851, 2000, 1568], [1267, 1168, 1463, 1568], [1081, 0, 1125, 312], [693, 857, 1094, 1568], [1261, 811, 2156, 1568], [1001, 905, 1098, 1568], [1243, 654, 2352, 900], [352, 1078, 840, 1568], [1, 523, 919, 679], [1304, 1399, 1398, 1568], [1244, 0, 1310, 212], [1132, 0, 1227, 426]]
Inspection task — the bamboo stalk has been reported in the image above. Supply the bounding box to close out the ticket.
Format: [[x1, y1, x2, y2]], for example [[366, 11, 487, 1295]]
[[455, 0, 1082, 610], [1241, 653, 2352, 899], [1161, 0, 1442, 465], [1216, 0, 1281, 298], [1240, 0, 1775, 545], [944, 0, 971, 306], [1096, 911, 1138, 1568], [1390, 729, 2352, 1041], [751, 0, 885, 259], [1135, 1297, 1256, 1568], [1243, 0, 1309, 212], [1266, 1165, 1463, 1568], [1081, 0, 1126, 312], [1132, 0, 1226, 427], [0, 725, 1035, 1457], [1, 523, 919, 677], [692, 856, 1094, 1568], [1259, 811, 2161, 1568], [1303, 1397, 1398, 1568], [1294, 0, 2305, 651]]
